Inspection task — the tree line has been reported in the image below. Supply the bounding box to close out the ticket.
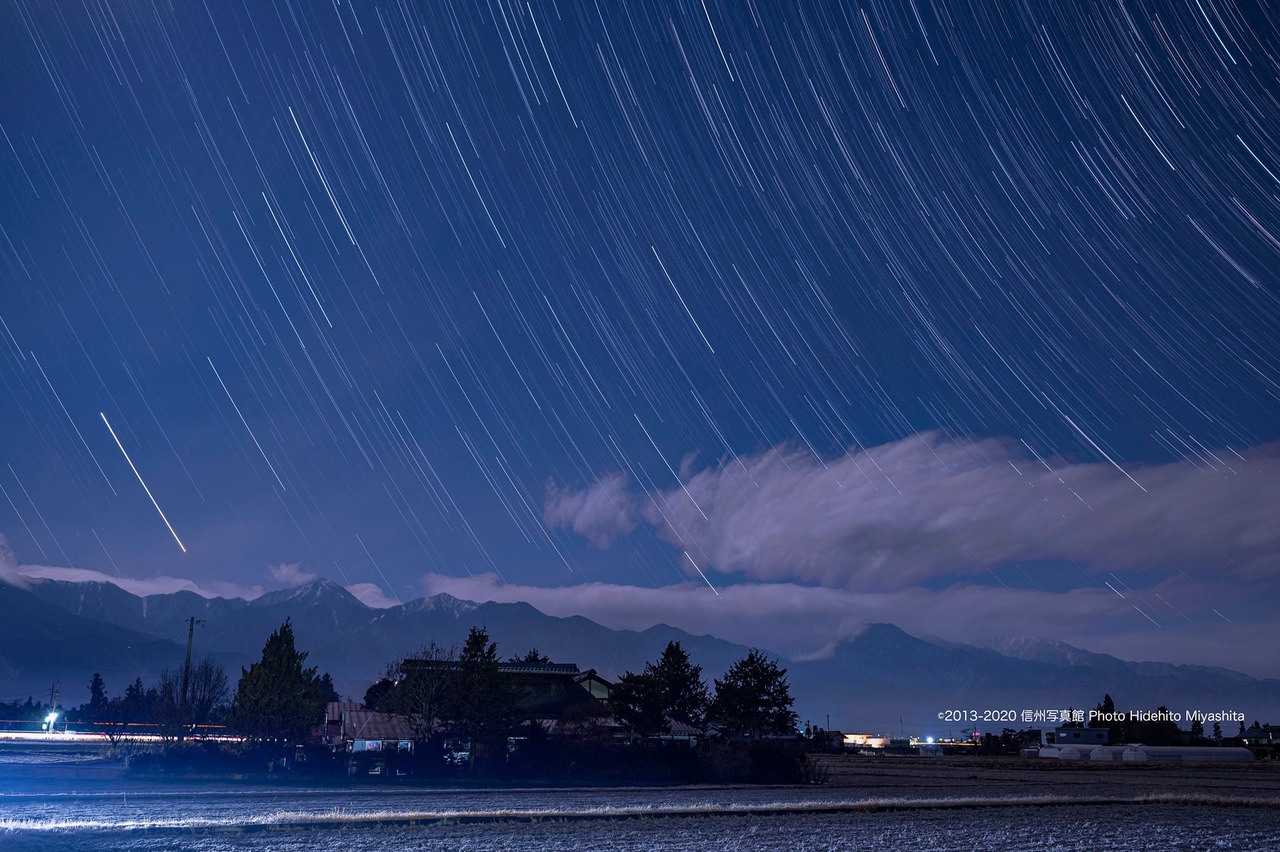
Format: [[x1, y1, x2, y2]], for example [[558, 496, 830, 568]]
[[50, 618, 799, 760], [44, 658, 231, 744], [40, 618, 334, 744], [359, 627, 800, 752]]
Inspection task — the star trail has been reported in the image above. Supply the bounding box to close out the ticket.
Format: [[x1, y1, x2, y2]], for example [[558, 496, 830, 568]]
[[1, 0, 1277, 672]]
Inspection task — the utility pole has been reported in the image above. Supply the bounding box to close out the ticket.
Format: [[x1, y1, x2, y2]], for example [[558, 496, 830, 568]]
[[180, 617, 205, 738], [47, 681, 60, 733]]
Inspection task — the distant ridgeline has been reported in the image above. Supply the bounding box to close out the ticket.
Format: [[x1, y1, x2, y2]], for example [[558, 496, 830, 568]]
[[3, 575, 1279, 758]]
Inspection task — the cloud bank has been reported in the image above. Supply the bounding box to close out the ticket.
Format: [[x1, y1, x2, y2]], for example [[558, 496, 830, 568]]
[[418, 570, 1132, 657], [5, 560, 266, 602], [546, 432, 1280, 587], [417, 570, 1280, 677], [0, 535, 383, 607]]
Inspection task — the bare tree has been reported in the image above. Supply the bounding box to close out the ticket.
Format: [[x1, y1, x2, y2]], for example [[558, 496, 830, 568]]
[[99, 678, 148, 746], [187, 657, 230, 734], [152, 657, 230, 744], [153, 669, 185, 744], [386, 640, 457, 741]]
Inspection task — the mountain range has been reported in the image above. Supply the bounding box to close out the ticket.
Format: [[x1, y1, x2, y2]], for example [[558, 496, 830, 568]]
[[4, 575, 1276, 733]]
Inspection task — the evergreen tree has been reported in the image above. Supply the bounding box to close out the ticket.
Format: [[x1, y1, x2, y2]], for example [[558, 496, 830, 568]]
[[229, 618, 329, 743], [609, 669, 667, 742], [86, 673, 108, 722], [709, 649, 797, 738], [123, 677, 150, 720], [317, 673, 340, 703], [1090, 693, 1125, 742], [442, 626, 517, 747], [363, 677, 398, 712], [649, 641, 709, 727]]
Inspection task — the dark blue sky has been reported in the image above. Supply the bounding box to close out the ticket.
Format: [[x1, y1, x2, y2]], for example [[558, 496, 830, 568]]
[[2, 1, 1277, 672]]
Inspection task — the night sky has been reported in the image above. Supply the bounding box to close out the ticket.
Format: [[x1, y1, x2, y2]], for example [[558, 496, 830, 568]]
[[2, 1, 1278, 675]]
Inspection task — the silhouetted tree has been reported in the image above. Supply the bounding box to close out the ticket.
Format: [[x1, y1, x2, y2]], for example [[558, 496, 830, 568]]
[[1128, 705, 1180, 746], [510, 648, 550, 664], [86, 673, 108, 724], [381, 640, 457, 740], [96, 677, 150, 745], [153, 668, 185, 743], [188, 658, 231, 730], [710, 649, 797, 738], [363, 677, 397, 712], [229, 618, 330, 744], [442, 627, 517, 754], [650, 641, 709, 727], [609, 669, 667, 743], [320, 673, 339, 702], [1090, 693, 1125, 742], [609, 642, 709, 742], [153, 658, 230, 744]]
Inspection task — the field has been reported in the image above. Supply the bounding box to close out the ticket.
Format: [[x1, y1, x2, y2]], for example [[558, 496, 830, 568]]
[[808, 753, 1280, 807]]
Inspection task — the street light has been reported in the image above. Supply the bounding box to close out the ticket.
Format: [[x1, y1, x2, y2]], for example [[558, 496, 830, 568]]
[[43, 711, 58, 733]]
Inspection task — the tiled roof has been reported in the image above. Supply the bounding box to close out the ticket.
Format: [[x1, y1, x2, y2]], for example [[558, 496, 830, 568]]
[[498, 662, 581, 675], [325, 701, 362, 723], [666, 718, 702, 737], [343, 710, 415, 741]]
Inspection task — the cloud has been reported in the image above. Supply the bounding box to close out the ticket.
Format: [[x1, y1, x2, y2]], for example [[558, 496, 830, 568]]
[[418, 572, 1280, 678], [418, 571, 1133, 659], [345, 582, 401, 608], [0, 534, 263, 599], [7, 560, 264, 601], [547, 432, 1280, 588], [0, 535, 31, 589], [268, 562, 316, 585], [544, 472, 639, 547], [0, 532, 400, 611]]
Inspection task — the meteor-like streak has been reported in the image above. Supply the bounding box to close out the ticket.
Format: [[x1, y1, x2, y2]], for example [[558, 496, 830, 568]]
[[99, 412, 187, 553]]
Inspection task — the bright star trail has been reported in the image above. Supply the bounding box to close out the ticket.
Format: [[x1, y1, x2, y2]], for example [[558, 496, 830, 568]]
[[98, 413, 186, 554], [1, 0, 1277, 674]]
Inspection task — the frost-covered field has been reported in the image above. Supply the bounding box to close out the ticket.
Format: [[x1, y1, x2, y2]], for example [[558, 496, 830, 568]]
[[3, 749, 1280, 850], [5, 804, 1280, 852]]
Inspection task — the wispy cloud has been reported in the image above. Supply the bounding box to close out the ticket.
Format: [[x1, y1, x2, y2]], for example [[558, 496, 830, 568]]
[[546, 432, 1280, 588], [418, 571, 1280, 677], [544, 471, 638, 547], [1, 542, 399, 613], [346, 582, 400, 609], [268, 561, 316, 585], [6, 560, 265, 601], [416, 571, 1140, 658]]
